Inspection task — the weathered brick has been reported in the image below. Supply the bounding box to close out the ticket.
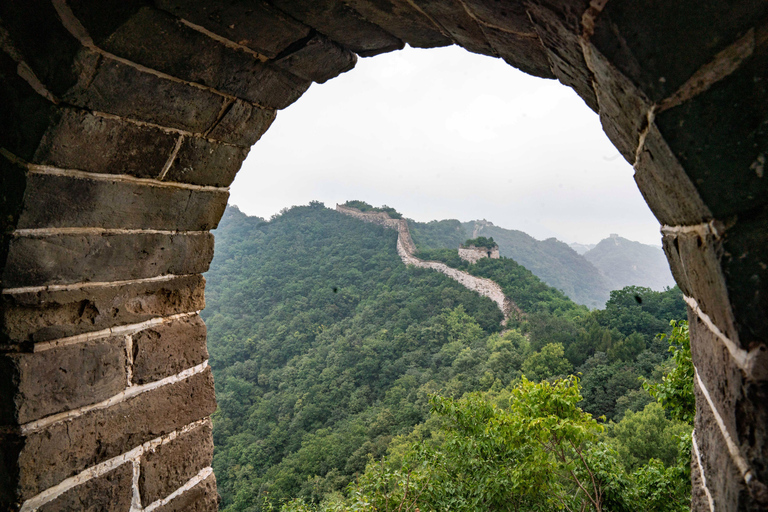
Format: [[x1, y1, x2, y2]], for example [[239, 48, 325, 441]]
[[591, 0, 767, 103], [16, 173, 228, 231], [526, 0, 598, 112], [269, 0, 404, 57], [1, 275, 206, 344], [483, 27, 554, 79], [3, 336, 127, 424], [2, 232, 214, 288], [654, 25, 768, 220], [694, 384, 744, 512], [102, 7, 312, 109], [164, 136, 249, 187], [153, 474, 218, 512], [635, 122, 713, 226], [139, 422, 213, 505], [61, 49, 226, 134], [582, 42, 650, 162], [274, 34, 357, 84], [19, 369, 215, 499], [37, 462, 133, 512], [132, 315, 209, 385], [464, 0, 535, 35], [411, 0, 495, 56], [32, 108, 178, 179], [207, 100, 276, 147], [155, 0, 311, 59], [343, 0, 451, 49]]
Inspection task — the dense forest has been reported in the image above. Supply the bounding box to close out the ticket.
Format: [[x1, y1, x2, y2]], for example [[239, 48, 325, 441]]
[[204, 204, 691, 512]]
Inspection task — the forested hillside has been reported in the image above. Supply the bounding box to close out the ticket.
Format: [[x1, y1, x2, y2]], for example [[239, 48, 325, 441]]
[[584, 235, 676, 291], [205, 204, 690, 511]]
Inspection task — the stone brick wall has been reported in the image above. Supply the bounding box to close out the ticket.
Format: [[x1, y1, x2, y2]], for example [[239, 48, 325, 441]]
[[458, 246, 500, 264], [1, 1, 767, 510]]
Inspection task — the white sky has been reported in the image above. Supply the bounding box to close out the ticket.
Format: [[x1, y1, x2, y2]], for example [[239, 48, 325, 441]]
[[229, 45, 662, 246]]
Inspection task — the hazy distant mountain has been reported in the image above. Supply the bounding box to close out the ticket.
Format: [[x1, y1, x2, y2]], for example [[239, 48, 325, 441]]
[[569, 242, 596, 255], [583, 234, 675, 291]]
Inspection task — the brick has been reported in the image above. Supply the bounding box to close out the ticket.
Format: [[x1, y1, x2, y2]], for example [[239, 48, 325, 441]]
[[155, 0, 311, 59], [0, 433, 23, 510], [591, 0, 767, 103], [38, 462, 133, 512], [3, 336, 127, 424], [1, 275, 206, 344], [343, 0, 451, 49], [132, 315, 209, 385], [269, 0, 404, 57], [101, 7, 311, 109], [164, 136, 249, 187], [721, 207, 768, 345], [483, 27, 554, 79], [19, 369, 216, 499], [32, 108, 178, 179], [464, 0, 536, 35], [412, 0, 495, 57], [273, 34, 357, 84], [139, 422, 213, 505], [582, 42, 650, 162], [526, 0, 598, 112], [654, 25, 768, 220], [154, 474, 218, 512], [635, 122, 713, 226], [694, 383, 744, 512], [206, 100, 276, 147], [662, 231, 738, 343], [61, 49, 226, 134], [16, 173, 228, 231], [2, 232, 214, 288]]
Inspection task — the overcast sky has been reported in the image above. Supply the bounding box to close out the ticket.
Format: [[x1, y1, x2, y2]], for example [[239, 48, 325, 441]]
[[229, 45, 663, 246]]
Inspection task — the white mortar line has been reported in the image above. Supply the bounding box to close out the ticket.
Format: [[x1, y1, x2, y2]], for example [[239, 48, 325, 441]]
[[21, 360, 208, 435], [89, 109, 252, 147], [692, 429, 716, 512], [659, 29, 754, 113], [694, 368, 754, 485], [684, 295, 749, 371], [661, 220, 721, 238], [130, 458, 143, 512], [25, 162, 229, 192], [13, 227, 208, 237], [125, 335, 135, 388], [2, 273, 194, 295], [178, 18, 269, 62], [157, 135, 184, 181], [32, 310, 199, 353], [18, 418, 209, 512], [632, 107, 657, 168], [143, 467, 214, 512]]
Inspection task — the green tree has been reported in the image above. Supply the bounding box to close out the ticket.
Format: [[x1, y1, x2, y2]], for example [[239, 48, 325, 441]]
[[643, 320, 694, 424], [521, 343, 573, 382]]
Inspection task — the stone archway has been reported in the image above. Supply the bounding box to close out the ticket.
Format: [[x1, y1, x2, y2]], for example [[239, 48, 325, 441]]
[[1, 1, 766, 510]]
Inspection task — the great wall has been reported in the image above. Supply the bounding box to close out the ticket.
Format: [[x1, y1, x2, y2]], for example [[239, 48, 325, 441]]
[[336, 205, 518, 324]]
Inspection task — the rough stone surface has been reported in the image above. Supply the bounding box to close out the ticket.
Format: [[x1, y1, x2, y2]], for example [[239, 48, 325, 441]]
[[102, 7, 312, 109], [153, 474, 218, 512], [154, 0, 311, 60], [268, 0, 405, 56], [139, 423, 213, 505], [163, 136, 248, 187], [206, 101, 276, 147], [412, 0, 496, 57], [61, 49, 227, 134], [19, 369, 215, 499], [1, 274, 206, 344], [343, 0, 452, 49], [132, 315, 209, 384], [32, 107, 178, 179], [482, 27, 555, 79], [3, 336, 127, 424], [16, 173, 229, 231], [273, 34, 357, 84], [37, 463, 133, 512], [3, 232, 214, 288], [721, 207, 768, 345]]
